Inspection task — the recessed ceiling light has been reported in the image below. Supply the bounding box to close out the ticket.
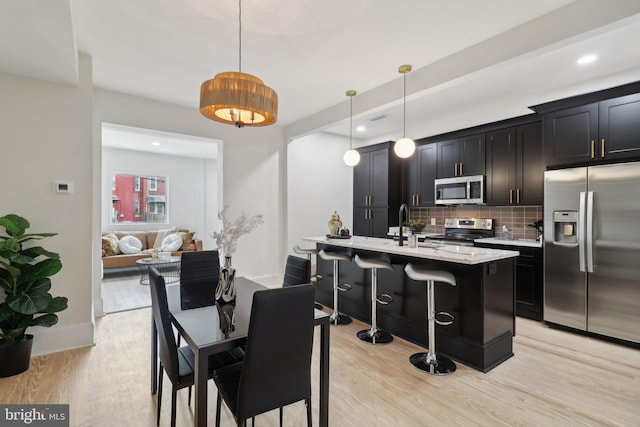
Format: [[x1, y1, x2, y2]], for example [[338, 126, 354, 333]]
[[151, 141, 161, 146], [577, 54, 597, 65], [356, 126, 366, 132]]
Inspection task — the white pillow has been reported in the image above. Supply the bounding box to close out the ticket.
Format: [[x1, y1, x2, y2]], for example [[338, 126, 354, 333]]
[[161, 233, 183, 252], [119, 235, 143, 254]]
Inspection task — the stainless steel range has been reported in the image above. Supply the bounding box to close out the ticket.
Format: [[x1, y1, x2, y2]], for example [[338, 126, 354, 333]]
[[422, 218, 494, 246]]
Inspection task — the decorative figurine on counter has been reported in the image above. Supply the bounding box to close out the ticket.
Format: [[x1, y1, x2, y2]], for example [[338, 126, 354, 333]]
[[328, 211, 342, 236]]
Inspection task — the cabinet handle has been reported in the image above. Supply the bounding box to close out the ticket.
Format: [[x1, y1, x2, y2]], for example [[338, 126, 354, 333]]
[[517, 189, 520, 204], [509, 189, 513, 204], [413, 194, 417, 206], [460, 163, 463, 175], [601, 138, 605, 158], [591, 140, 595, 159], [368, 209, 372, 220], [416, 194, 420, 205]]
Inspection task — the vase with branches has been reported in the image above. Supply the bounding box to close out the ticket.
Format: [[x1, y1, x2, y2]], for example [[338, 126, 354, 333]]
[[211, 207, 264, 302]]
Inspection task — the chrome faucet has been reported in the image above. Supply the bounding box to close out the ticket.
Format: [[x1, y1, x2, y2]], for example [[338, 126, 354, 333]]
[[399, 203, 409, 246], [502, 225, 511, 240]]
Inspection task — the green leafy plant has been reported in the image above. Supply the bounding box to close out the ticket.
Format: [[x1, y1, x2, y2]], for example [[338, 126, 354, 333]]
[[0, 214, 68, 347], [403, 220, 425, 232]]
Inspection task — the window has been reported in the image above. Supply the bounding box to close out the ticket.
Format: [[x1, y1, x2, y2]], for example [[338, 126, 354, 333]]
[[110, 173, 168, 224]]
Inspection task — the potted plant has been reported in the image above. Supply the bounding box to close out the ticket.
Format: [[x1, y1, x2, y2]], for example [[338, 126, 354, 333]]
[[0, 214, 68, 377], [404, 220, 425, 233]]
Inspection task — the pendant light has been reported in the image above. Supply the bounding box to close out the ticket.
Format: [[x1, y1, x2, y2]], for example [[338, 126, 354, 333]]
[[200, 0, 278, 127], [394, 64, 416, 158], [343, 90, 361, 167]]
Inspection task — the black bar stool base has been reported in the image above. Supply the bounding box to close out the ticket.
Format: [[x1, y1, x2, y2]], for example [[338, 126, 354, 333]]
[[410, 352, 456, 375], [314, 303, 323, 310], [330, 313, 352, 325], [357, 329, 393, 344]]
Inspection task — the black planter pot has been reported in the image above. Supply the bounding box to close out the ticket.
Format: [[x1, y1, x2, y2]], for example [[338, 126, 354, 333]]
[[0, 334, 34, 378]]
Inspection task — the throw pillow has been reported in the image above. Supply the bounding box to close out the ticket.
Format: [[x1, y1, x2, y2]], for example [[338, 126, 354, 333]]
[[153, 227, 177, 249], [119, 235, 143, 254], [161, 233, 183, 252], [175, 231, 195, 251], [101, 232, 121, 257]]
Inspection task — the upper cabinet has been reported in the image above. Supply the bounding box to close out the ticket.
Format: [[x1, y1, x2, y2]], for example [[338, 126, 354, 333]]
[[486, 122, 543, 206], [354, 147, 389, 208], [598, 93, 640, 160], [543, 103, 598, 166], [352, 142, 402, 237], [406, 142, 437, 207], [534, 84, 640, 168], [436, 133, 485, 178]]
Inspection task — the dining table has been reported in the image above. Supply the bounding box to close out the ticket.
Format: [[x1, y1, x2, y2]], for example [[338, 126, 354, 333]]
[[150, 276, 330, 427]]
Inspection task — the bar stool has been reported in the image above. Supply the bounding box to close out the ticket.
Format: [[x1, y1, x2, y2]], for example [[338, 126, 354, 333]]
[[404, 263, 457, 375], [354, 254, 394, 344], [293, 245, 323, 310], [318, 250, 353, 325]]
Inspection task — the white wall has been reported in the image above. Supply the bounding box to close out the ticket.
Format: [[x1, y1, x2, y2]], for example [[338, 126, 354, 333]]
[[0, 54, 287, 356], [94, 88, 286, 286], [101, 147, 218, 250], [287, 133, 354, 254], [0, 55, 95, 355]]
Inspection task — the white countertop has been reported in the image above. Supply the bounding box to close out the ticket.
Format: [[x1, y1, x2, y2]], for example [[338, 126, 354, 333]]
[[304, 236, 519, 265], [474, 237, 543, 248]]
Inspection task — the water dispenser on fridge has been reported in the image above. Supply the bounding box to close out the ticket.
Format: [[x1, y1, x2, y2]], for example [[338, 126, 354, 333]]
[[553, 211, 578, 244]]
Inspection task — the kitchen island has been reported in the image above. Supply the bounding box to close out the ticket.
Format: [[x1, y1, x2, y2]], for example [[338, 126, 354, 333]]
[[304, 236, 519, 372]]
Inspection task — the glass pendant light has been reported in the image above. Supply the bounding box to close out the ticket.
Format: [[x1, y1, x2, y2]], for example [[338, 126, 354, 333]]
[[343, 90, 361, 166], [394, 64, 416, 158]]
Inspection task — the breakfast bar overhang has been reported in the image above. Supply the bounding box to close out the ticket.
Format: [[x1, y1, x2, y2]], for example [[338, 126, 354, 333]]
[[305, 236, 520, 372]]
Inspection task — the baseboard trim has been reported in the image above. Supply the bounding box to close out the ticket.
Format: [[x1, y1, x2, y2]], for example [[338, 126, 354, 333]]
[[31, 321, 96, 356]]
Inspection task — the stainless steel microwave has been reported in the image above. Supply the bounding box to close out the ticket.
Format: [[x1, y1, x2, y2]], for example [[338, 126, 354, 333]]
[[434, 175, 485, 205]]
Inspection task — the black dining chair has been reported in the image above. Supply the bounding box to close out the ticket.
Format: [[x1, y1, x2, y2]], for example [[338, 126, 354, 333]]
[[283, 254, 324, 310], [150, 268, 244, 427], [282, 255, 311, 287], [179, 250, 220, 310], [212, 284, 315, 427]]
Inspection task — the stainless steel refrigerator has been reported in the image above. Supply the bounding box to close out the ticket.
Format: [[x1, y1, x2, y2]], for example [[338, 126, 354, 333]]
[[544, 161, 640, 344]]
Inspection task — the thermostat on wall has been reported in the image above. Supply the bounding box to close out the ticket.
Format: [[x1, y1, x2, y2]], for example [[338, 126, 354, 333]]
[[53, 180, 74, 194]]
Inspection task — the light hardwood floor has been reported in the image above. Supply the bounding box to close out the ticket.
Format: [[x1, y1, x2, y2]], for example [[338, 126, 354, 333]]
[[101, 271, 151, 313], [1, 308, 638, 426]]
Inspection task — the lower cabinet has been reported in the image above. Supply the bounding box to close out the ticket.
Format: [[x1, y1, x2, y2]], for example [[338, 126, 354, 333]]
[[353, 207, 390, 238], [475, 243, 543, 321]]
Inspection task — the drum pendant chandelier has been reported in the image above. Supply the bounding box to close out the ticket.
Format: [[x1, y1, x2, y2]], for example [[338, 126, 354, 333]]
[[200, 0, 278, 127]]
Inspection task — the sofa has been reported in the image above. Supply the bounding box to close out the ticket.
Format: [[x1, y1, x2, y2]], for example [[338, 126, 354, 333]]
[[101, 229, 203, 270]]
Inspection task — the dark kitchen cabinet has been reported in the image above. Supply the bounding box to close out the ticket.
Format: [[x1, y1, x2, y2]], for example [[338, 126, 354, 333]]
[[353, 142, 402, 237], [437, 133, 485, 178], [514, 247, 543, 321], [598, 93, 640, 160], [486, 122, 543, 206], [543, 93, 640, 167], [406, 142, 437, 207], [475, 242, 543, 321], [354, 207, 390, 237]]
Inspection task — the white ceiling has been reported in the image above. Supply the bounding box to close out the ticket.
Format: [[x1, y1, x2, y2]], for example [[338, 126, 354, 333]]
[[2, 0, 640, 148]]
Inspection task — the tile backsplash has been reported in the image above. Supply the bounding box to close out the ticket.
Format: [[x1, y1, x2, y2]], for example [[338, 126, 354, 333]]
[[410, 206, 543, 240]]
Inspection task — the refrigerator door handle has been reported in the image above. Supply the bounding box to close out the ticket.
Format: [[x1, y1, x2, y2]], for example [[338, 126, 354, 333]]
[[579, 191, 586, 272], [586, 191, 594, 273], [552, 241, 579, 248]]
